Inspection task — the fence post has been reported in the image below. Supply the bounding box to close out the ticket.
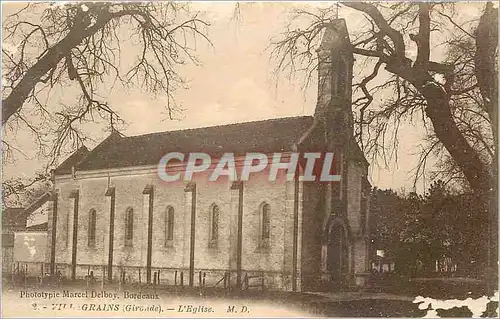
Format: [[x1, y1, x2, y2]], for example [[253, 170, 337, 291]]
[[175, 270, 178, 286], [122, 270, 126, 290], [153, 272, 157, 287], [223, 272, 227, 292], [180, 272, 184, 287], [11, 265, 15, 289], [101, 265, 105, 290], [24, 264, 27, 289], [118, 269, 122, 292], [203, 272, 206, 287]]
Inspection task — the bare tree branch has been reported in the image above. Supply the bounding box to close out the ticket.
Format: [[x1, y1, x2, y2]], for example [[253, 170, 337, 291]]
[[2, 3, 212, 184], [270, 2, 496, 203]]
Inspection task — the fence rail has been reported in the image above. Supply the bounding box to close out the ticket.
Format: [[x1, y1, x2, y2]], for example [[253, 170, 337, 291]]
[[6, 262, 293, 291]]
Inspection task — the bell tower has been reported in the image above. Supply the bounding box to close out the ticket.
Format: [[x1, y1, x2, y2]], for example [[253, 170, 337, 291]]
[[315, 20, 355, 216], [315, 19, 354, 143], [314, 19, 359, 289]]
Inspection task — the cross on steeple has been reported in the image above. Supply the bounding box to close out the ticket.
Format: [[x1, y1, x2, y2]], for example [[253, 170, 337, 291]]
[[334, 2, 340, 19]]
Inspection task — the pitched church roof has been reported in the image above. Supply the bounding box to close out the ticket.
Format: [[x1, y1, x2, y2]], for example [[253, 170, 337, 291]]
[[57, 116, 315, 173], [54, 145, 90, 175]]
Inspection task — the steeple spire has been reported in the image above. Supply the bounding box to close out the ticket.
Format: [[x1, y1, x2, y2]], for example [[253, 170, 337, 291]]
[[314, 19, 354, 140]]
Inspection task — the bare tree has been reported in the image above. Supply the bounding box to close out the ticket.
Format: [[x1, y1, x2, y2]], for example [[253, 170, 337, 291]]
[[2, 2, 212, 199], [2, 172, 50, 207], [271, 2, 497, 281]]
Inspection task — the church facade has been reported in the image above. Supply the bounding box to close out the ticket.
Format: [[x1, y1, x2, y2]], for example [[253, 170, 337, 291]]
[[45, 19, 371, 292]]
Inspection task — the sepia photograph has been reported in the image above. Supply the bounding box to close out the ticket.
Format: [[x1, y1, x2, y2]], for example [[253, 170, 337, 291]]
[[1, 1, 498, 317]]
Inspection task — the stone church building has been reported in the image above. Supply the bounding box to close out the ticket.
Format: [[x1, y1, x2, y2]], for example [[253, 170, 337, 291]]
[[46, 19, 371, 292]]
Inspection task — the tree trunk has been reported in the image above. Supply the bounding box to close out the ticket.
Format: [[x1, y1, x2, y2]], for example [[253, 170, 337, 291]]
[[474, 2, 498, 292], [423, 84, 496, 290], [422, 85, 493, 197]]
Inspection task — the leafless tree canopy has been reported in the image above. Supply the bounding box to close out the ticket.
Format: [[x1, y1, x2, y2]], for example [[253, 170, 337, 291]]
[[271, 2, 498, 199], [2, 2, 211, 203], [2, 2, 211, 159]]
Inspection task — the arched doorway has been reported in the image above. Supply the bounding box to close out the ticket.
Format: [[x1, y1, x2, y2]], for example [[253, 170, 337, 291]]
[[326, 222, 349, 287]]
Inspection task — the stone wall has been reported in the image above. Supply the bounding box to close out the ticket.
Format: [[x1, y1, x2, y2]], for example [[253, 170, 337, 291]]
[[51, 152, 370, 290], [52, 157, 302, 290]]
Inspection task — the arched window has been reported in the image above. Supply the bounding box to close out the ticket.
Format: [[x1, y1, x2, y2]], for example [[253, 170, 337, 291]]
[[164, 206, 174, 246], [209, 204, 219, 247], [260, 202, 271, 248], [125, 207, 134, 246], [88, 209, 96, 247]]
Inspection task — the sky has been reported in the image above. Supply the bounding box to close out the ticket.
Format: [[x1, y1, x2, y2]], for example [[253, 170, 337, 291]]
[[1, 2, 488, 194]]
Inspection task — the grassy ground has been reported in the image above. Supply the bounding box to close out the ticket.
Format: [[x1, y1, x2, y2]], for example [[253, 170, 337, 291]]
[[2, 276, 498, 317], [366, 273, 496, 299]]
